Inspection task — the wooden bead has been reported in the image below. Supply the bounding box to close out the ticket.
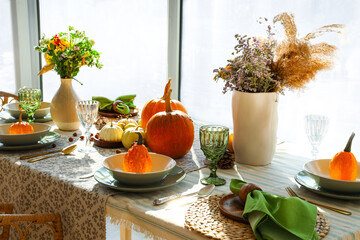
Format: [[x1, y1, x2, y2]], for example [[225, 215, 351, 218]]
[[238, 183, 262, 204]]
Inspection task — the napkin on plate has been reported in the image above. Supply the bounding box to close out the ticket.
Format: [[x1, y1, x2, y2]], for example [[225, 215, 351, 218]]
[[230, 179, 319, 240]]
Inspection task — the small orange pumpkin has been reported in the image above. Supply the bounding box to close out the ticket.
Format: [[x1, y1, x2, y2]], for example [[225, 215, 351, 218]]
[[329, 132, 358, 181], [123, 132, 152, 173], [9, 112, 34, 135], [146, 89, 194, 159], [141, 78, 187, 129]]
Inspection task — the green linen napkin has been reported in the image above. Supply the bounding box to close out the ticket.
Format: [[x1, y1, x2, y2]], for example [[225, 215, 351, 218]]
[[230, 179, 319, 240]]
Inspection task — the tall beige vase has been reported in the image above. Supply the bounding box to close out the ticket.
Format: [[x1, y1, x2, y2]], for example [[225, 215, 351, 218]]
[[232, 91, 278, 166], [50, 78, 81, 131]]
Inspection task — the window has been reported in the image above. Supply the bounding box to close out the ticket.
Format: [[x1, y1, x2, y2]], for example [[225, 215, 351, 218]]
[[0, 0, 16, 93], [39, 0, 168, 107], [181, 0, 360, 157]]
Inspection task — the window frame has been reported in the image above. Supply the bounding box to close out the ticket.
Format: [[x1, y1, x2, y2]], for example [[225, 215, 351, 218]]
[[12, 0, 181, 101]]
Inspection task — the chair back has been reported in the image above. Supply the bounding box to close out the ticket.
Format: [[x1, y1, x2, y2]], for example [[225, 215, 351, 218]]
[[0, 91, 18, 112]]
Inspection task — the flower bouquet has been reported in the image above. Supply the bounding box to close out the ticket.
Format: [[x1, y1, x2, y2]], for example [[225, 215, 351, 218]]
[[35, 26, 103, 82], [213, 12, 344, 165], [35, 26, 103, 131]]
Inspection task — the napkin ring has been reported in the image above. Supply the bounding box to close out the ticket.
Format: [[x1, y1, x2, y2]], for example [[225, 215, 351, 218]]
[[238, 183, 262, 204]]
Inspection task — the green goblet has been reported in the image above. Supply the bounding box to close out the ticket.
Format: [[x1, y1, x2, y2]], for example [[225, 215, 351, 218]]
[[200, 125, 229, 186], [17, 88, 42, 123]]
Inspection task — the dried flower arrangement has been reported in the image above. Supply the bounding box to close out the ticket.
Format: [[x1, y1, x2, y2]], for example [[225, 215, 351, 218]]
[[213, 12, 344, 93]]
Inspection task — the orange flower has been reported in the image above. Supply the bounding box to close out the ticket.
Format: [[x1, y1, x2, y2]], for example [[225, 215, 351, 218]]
[[82, 53, 89, 65]]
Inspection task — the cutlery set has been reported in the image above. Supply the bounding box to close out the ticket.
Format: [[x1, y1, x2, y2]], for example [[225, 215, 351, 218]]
[[19, 145, 77, 163]]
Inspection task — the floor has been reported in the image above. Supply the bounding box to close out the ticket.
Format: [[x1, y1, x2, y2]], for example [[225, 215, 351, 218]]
[[106, 217, 146, 240]]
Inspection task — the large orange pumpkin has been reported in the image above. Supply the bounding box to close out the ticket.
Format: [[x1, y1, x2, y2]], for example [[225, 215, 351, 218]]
[[141, 78, 187, 129], [9, 112, 34, 135], [329, 132, 358, 181], [123, 132, 152, 173], [146, 89, 194, 159]]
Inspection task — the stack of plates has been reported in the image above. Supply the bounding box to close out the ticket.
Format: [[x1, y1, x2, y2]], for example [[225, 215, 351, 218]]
[[295, 159, 360, 200]]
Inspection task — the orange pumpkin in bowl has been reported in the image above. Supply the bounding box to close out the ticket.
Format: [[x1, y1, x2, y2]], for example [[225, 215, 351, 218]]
[[9, 112, 34, 135]]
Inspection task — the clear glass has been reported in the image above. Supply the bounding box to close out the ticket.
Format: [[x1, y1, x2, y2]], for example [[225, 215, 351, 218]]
[[17, 88, 42, 123], [200, 125, 229, 186], [39, 0, 167, 108], [76, 100, 99, 153], [305, 115, 329, 160]]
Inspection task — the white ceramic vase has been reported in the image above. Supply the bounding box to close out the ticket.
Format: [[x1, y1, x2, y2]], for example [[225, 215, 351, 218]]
[[50, 78, 81, 131], [232, 91, 278, 165]]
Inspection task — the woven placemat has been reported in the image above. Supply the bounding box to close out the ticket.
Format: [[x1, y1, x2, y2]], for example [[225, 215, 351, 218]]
[[185, 194, 330, 240]]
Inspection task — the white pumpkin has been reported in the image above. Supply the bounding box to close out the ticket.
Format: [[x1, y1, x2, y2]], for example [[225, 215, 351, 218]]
[[99, 122, 123, 142]]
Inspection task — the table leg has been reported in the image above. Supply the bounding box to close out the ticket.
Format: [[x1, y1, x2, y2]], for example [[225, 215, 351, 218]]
[[120, 225, 131, 240]]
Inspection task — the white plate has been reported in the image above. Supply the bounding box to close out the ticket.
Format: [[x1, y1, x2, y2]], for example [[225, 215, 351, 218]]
[[295, 170, 360, 200], [304, 159, 360, 193], [3, 102, 51, 119], [0, 123, 51, 145], [103, 153, 176, 185], [0, 131, 60, 151], [94, 166, 186, 192]]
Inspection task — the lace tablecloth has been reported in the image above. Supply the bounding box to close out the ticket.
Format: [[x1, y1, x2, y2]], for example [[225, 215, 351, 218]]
[[0, 123, 205, 239]]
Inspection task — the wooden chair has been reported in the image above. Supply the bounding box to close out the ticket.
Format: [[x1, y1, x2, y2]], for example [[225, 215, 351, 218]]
[[0, 91, 18, 112], [0, 203, 63, 240]]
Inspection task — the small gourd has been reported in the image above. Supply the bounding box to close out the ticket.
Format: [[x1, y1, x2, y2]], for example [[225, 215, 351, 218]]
[[9, 112, 34, 135], [99, 122, 123, 142], [329, 132, 358, 181], [123, 132, 152, 173]]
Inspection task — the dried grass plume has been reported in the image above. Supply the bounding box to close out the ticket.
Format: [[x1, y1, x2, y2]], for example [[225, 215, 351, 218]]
[[272, 12, 344, 90]]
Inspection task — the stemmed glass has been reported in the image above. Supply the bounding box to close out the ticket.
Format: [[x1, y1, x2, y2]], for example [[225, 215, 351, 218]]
[[17, 88, 42, 123], [199, 125, 229, 186], [305, 114, 329, 160], [76, 100, 99, 153]]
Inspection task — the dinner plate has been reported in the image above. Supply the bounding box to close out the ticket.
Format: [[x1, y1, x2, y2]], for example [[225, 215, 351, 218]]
[[0, 131, 60, 151], [0, 112, 52, 123], [98, 108, 139, 118], [295, 170, 360, 200], [94, 166, 186, 192]]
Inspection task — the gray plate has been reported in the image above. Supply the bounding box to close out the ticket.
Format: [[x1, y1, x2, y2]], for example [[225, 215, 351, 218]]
[[0, 112, 52, 123], [94, 166, 186, 192], [295, 170, 360, 200], [0, 132, 60, 151]]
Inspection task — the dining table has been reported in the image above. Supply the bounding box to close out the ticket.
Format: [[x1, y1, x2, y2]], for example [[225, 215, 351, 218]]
[[0, 116, 359, 240]]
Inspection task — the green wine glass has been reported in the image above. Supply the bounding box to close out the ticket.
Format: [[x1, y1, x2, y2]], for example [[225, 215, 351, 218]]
[[200, 125, 229, 186], [17, 88, 42, 123]]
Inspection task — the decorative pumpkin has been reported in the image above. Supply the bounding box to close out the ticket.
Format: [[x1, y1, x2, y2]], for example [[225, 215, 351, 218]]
[[141, 78, 187, 129], [99, 122, 123, 142], [117, 118, 138, 130], [123, 132, 152, 173], [227, 132, 234, 153], [122, 126, 146, 149], [146, 89, 194, 159], [329, 132, 358, 181], [9, 112, 34, 135], [238, 183, 262, 204]]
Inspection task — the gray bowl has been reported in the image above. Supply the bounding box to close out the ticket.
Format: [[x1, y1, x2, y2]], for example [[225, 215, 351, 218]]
[[0, 123, 51, 145], [103, 153, 176, 185], [3, 102, 51, 119]]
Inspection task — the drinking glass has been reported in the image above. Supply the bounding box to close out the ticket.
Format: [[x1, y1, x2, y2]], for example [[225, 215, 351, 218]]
[[76, 100, 99, 153], [305, 114, 329, 160], [17, 88, 42, 123], [200, 125, 229, 186]]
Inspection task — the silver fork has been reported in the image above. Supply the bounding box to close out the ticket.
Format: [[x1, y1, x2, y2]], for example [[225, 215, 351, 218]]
[[285, 187, 352, 215]]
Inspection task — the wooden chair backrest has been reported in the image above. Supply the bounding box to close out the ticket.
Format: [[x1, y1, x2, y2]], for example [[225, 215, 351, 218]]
[[0, 91, 18, 112], [0, 204, 63, 240]]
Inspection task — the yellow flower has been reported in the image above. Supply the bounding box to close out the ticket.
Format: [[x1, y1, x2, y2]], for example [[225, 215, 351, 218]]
[[44, 54, 53, 65]]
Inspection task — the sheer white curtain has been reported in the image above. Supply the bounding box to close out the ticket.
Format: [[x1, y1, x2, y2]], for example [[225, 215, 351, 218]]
[[181, 0, 360, 158], [39, 0, 168, 107], [0, 0, 16, 93]]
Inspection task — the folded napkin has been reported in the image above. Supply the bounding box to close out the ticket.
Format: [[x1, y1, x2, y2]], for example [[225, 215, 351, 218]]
[[230, 179, 319, 240]]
